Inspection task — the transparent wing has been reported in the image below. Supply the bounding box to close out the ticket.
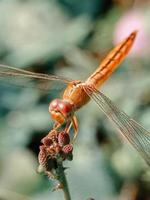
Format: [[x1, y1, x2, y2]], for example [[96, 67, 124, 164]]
[[83, 85, 150, 166], [0, 64, 74, 91]]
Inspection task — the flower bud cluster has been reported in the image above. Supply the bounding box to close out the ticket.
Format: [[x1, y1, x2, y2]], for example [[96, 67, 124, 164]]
[[38, 129, 73, 168]]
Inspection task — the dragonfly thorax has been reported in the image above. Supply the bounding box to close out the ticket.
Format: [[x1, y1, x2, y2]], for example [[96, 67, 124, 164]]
[[49, 99, 74, 124]]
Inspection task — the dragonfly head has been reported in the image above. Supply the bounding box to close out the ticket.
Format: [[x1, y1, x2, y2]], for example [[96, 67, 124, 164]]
[[49, 99, 73, 124]]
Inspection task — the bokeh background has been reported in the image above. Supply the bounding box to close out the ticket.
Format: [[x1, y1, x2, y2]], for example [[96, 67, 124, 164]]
[[0, 0, 150, 200]]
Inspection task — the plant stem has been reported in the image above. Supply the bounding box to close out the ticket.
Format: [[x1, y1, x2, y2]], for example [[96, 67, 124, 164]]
[[56, 161, 71, 200]]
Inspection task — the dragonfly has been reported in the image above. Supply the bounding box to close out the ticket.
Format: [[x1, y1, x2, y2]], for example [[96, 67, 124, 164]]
[[0, 31, 149, 166]]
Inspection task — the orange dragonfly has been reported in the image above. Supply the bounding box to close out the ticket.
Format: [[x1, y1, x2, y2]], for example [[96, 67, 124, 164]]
[[0, 31, 149, 166]]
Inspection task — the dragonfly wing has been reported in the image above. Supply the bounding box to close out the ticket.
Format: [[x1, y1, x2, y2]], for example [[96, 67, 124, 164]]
[[83, 85, 150, 166], [0, 64, 74, 91]]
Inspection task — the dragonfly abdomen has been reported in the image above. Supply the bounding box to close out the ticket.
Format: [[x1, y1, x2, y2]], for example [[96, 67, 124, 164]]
[[86, 31, 137, 88]]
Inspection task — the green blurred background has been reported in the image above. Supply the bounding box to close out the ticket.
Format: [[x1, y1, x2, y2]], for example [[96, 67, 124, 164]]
[[0, 0, 149, 199]]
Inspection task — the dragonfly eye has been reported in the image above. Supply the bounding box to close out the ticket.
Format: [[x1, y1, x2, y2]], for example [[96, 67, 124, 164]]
[[49, 99, 73, 124]]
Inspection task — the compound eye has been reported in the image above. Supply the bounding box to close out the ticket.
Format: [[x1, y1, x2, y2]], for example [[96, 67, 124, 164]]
[[58, 101, 72, 115], [49, 99, 59, 112], [49, 99, 73, 121]]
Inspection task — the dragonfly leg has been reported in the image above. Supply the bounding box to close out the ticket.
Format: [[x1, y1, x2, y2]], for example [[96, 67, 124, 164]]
[[53, 117, 78, 144], [71, 115, 78, 144], [53, 122, 61, 130], [65, 120, 72, 134], [53, 120, 72, 132]]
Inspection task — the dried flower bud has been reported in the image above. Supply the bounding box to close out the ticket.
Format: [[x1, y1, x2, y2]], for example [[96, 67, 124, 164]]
[[47, 129, 57, 136], [38, 146, 47, 166], [47, 146, 56, 157], [62, 144, 73, 154], [46, 130, 58, 142], [54, 143, 62, 154], [41, 137, 53, 147], [58, 131, 70, 147]]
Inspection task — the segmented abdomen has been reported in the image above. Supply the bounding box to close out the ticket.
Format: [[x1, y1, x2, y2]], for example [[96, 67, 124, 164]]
[[86, 31, 137, 88]]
